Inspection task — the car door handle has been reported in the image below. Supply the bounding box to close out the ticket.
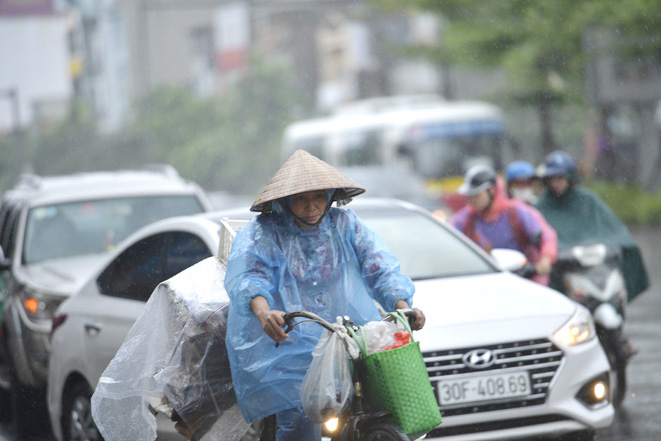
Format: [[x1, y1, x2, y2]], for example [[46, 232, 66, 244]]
[[84, 322, 103, 334]]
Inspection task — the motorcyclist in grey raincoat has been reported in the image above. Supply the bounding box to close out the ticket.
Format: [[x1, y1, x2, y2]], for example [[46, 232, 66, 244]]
[[224, 150, 424, 441]]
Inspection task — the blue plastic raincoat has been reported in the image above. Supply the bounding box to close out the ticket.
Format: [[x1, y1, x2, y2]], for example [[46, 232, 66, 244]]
[[224, 201, 415, 423]]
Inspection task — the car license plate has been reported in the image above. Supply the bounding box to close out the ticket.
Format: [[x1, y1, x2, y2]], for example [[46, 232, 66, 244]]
[[437, 371, 531, 405]]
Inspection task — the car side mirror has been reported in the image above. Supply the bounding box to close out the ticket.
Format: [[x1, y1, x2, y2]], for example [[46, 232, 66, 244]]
[[491, 248, 527, 272], [0, 245, 10, 270]]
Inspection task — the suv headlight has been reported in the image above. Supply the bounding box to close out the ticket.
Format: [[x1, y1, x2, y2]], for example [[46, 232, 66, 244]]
[[553, 306, 596, 346], [19, 287, 65, 323]]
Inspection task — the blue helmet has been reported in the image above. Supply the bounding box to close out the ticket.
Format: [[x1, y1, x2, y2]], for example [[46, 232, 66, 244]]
[[542, 150, 577, 181], [505, 161, 536, 184]]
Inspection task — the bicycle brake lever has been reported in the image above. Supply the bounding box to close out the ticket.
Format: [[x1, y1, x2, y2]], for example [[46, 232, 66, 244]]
[[276, 314, 295, 348]]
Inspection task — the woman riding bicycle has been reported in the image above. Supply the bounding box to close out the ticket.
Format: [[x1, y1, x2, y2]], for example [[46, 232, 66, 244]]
[[224, 150, 426, 441]]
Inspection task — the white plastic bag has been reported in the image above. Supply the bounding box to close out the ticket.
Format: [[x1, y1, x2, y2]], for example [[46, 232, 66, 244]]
[[359, 320, 401, 355], [300, 325, 357, 423]]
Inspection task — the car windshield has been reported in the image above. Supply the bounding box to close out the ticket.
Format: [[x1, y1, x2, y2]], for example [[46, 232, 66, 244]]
[[359, 209, 495, 280], [22, 195, 204, 264]]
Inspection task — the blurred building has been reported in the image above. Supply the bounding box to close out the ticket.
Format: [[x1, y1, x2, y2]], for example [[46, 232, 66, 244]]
[[584, 29, 661, 189], [0, 0, 131, 134], [72, 0, 132, 132], [0, 0, 472, 135], [315, 9, 444, 110], [0, 0, 71, 133], [120, 0, 444, 109]]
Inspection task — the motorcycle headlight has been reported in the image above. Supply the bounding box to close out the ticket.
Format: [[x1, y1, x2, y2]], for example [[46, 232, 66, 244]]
[[324, 418, 339, 433], [564, 273, 598, 298], [20, 287, 65, 324], [553, 306, 596, 346], [565, 269, 625, 304]]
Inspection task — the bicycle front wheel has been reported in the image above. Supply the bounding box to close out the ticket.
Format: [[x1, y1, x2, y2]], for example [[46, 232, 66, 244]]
[[360, 422, 409, 441]]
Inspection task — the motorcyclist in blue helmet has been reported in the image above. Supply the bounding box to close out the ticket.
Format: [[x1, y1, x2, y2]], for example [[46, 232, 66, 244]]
[[505, 160, 539, 204], [535, 149, 649, 319], [540, 150, 579, 198]]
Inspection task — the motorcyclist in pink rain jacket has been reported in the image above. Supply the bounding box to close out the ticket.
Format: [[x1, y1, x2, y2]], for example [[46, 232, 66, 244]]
[[504, 161, 559, 285], [451, 165, 556, 285]]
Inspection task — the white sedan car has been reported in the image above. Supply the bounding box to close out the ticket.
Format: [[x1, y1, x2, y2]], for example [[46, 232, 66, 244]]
[[47, 198, 613, 441]]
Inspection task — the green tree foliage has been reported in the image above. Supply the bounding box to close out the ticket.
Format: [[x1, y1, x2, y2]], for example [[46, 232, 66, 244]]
[[175, 60, 307, 194], [27, 108, 101, 175], [376, 0, 661, 155], [590, 180, 661, 226]]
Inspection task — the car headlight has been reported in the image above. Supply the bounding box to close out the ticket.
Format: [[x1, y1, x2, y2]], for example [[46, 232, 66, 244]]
[[553, 306, 596, 346], [19, 287, 65, 323]]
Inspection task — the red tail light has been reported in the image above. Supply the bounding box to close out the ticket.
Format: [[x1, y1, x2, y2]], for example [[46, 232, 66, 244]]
[[51, 314, 68, 335]]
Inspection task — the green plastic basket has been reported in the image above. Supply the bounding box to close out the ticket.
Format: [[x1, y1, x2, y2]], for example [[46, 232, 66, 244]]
[[353, 312, 442, 435]]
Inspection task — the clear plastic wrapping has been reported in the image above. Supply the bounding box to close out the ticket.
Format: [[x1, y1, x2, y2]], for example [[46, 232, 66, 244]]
[[91, 257, 250, 441]]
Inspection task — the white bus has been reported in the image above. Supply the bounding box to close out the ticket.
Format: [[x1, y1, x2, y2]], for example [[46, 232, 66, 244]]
[[282, 96, 517, 211]]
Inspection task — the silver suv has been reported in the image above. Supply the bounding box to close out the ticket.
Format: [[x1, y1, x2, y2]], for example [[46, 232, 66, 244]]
[[0, 165, 212, 437]]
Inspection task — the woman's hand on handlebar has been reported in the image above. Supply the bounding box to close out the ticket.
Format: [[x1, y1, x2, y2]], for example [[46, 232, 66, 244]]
[[250, 296, 289, 343], [257, 310, 289, 343], [395, 300, 426, 331], [409, 307, 426, 331]]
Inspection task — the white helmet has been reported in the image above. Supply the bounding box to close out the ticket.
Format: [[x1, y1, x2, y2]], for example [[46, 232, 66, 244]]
[[457, 165, 497, 196]]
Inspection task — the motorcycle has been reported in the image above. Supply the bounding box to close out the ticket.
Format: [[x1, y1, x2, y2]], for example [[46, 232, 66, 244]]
[[263, 309, 440, 441], [552, 243, 629, 408]]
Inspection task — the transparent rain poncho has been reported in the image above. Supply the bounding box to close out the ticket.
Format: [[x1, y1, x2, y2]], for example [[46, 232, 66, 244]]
[[91, 257, 251, 441], [224, 202, 415, 423]]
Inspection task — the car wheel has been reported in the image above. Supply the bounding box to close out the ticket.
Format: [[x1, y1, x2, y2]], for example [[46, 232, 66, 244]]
[[9, 380, 45, 437], [609, 353, 628, 409], [8, 357, 49, 438], [599, 328, 628, 408], [0, 343, 12, 421], [62, 381, 104, 441]]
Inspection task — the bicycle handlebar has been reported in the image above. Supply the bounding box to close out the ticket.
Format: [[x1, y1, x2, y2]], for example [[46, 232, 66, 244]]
[[282, 311, 337, 333], [282, 308, 416, 334]]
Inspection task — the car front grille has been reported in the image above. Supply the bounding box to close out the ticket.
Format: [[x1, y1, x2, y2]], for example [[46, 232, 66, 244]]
[[423, 339, 564, 417]]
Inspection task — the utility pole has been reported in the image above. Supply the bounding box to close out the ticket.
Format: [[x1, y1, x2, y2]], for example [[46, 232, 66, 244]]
[[0, 87, 25, 172], [0, 88, 21, 132]]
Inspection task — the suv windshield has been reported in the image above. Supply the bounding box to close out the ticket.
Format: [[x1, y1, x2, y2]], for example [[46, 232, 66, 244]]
[[361, 210, 495, 280], [23, 195, 204, 264]]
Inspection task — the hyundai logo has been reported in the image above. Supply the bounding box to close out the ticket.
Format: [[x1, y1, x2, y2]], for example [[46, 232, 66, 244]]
[[463, 349, 496, 369]]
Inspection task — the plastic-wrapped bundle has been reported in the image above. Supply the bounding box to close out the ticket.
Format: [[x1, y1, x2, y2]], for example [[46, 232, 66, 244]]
[[91, 257, 250, 441], [156, 300, 236, 439]]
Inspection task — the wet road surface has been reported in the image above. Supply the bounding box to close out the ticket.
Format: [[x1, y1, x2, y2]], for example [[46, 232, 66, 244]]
[[594, 226, 661, 441]]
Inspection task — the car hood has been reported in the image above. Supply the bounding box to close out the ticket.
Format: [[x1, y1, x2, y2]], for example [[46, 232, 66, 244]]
[[17, 254, 109, 297], [411, 271, 578, 352]]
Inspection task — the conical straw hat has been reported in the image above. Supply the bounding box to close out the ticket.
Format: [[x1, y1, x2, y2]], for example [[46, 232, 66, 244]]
[[251, 149, 365, 212]]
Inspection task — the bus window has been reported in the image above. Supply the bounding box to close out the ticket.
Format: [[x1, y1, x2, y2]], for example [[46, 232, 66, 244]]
[[340, 129, 384, 166], [412, 133, 504, 180]]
